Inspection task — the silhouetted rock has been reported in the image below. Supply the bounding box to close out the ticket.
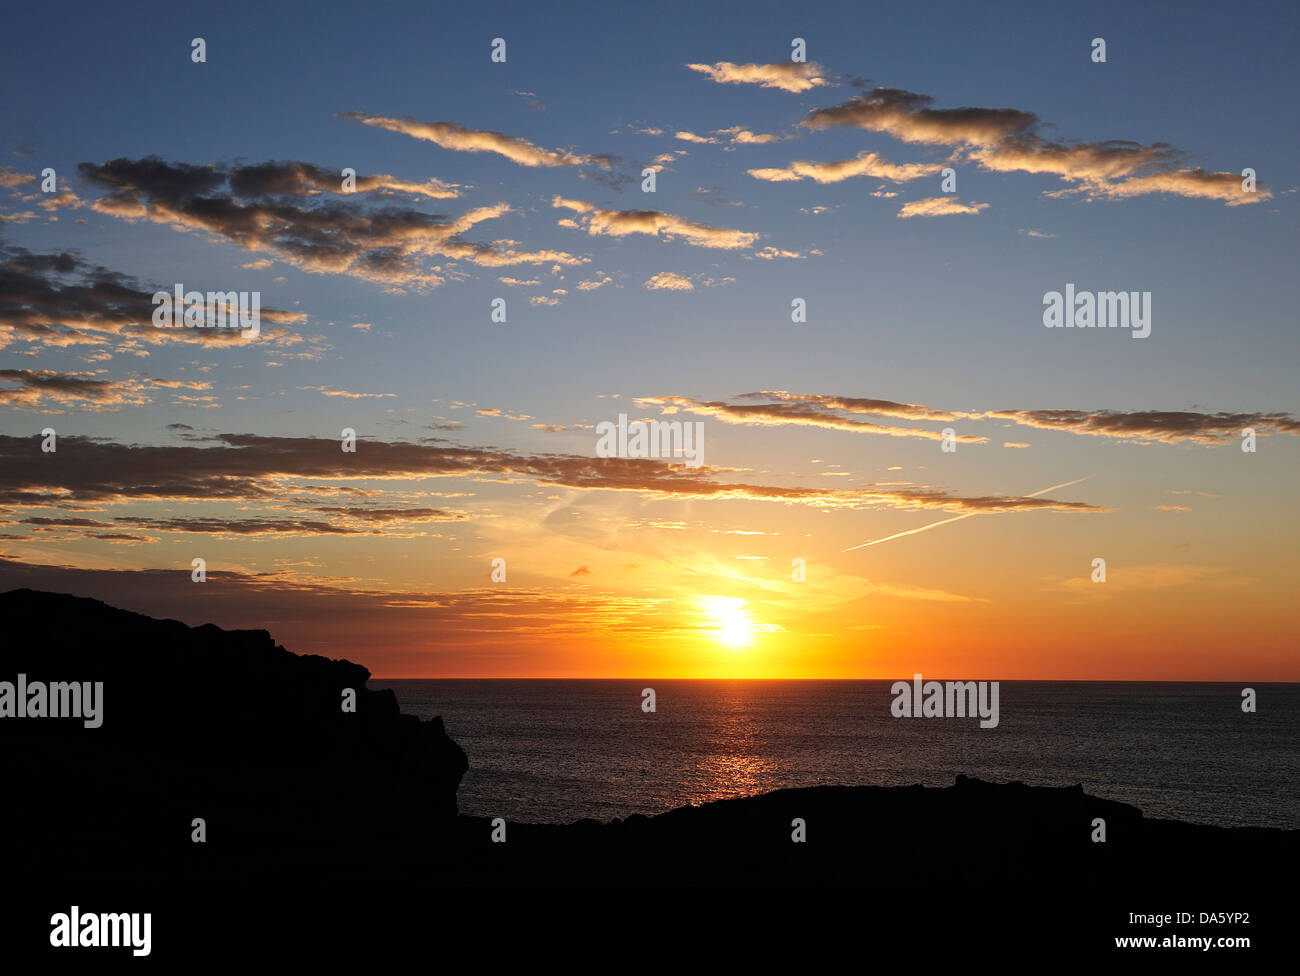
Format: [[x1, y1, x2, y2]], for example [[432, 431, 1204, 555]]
[[0, 588, 467, 880]]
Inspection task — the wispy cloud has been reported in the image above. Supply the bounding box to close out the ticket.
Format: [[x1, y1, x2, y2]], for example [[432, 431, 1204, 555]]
[[984, 407, 1300, 444], [843, 477, 1092, 551], [686, 61, 830, 93], [338, 112, 606, 168], [553, 196, 760, 249], [0, 432, 1100, 517], [897, 196, 989, 218], [637, 391, 1300, 446], [749, 150, 941, 185]]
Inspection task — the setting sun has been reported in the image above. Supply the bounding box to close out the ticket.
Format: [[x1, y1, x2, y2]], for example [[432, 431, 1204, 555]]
[[699, 596, 754, 648]]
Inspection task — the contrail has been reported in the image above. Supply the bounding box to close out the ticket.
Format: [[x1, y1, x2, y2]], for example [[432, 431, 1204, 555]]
[[841, 476, 1091, 552]]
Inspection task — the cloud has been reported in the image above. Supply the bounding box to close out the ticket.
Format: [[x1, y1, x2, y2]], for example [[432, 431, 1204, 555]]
[[638, 391, 1300, 448], [310, 507, 464, 522], [714, 126, 784, 145], [675, 131, 719, 145], [0, 167, 36, 187], [749, 150, 942, 184], [510, 90, 546, 112], [475, 407, 533, 421], [299, 386, 396, 399], [0, 369, 154, 410], [644, 271, 694, 291], [338, 112, 603, 168], [146, 378, 211, 390], [575, 271, 613, 291], [685, 61, 830, 93], [805, 87, 1035, 145], [0, 431, 1095, 517], [644, 390, 957, 421], [226, 159, 464, 199], [1055, 167, 1266, 206], [552, 196, 760, 249], [843, 477, 1092, 551], [676, 127, 783, 148], [7, 506, 453, 538], [637, 393, 981, 443], [0, 245, 304, 350], [77, 156, 584, 289], [897, 197, 990, 218], [693, 186, 742, 207], [19, 516, 112, 529], [113, 516, 381, 536], [983, 408, 1300, 445], [802, 86, 1269, 205]]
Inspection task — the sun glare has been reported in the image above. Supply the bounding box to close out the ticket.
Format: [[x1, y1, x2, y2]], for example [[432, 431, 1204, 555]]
[[699, 595, 754, 648]]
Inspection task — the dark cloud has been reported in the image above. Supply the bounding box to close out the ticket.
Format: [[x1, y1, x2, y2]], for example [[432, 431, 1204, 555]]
[[0, 369, 147, 409], [986, 408, 1300, 444], [19, 516, 111, 528], [112, 516, 376, 536], [309, 506, 464, 522], [805, 87, 1038, 145], [0, 245, 304, 351], [639, 392, 1300, 447], [637, 393, 978, 442], [0, 431, 1099, 517], [801, 87, 1267, 205], [226, 159, 462, 200], [77, 157, 584, 290]]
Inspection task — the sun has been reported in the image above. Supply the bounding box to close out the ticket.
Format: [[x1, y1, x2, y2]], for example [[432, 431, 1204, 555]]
[[698, 595, 755, 648]]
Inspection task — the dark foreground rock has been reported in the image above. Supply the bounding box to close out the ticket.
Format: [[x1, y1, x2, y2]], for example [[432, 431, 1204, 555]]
[[0, 588, 467, 882], [444, 776, 1295, 894]]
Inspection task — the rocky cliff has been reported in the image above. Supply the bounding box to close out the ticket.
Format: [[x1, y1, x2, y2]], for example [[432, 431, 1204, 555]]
[[0, 588, 467, 880]]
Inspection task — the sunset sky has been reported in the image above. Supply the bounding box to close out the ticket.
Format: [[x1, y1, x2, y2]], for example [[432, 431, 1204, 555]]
[[1, 0, 1296, 679]]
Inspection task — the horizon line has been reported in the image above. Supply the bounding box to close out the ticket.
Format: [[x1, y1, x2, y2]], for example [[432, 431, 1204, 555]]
[[369, 676, 1299, 683]]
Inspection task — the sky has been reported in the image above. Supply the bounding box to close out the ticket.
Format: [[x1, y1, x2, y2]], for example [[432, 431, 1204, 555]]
[[1, 0, 1296, 678]]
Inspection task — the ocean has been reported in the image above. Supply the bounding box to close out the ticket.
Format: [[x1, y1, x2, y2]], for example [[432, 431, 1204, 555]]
[[371, 680, 1299, 829]]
